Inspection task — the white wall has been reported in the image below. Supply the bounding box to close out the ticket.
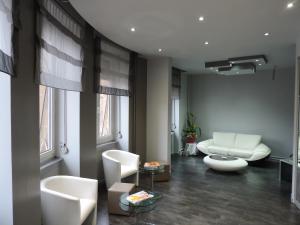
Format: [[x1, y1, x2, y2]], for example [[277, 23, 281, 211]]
[[61, 91, 81, 176], [179, 74, 188, 151], [0, 75, 13, 225], [117, 96, 129, 151], [146, 57, 172, 163], [171, 99, 180, 154]]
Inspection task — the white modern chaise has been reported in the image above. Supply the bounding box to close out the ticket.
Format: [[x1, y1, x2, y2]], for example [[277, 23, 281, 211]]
[[102, 150, 140, 188], [41, 176, 98, 225], [197, 132, 271, 161]]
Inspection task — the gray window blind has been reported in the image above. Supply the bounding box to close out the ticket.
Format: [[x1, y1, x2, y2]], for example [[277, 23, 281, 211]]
[[36, 0, 85, 92], [95, 38, 131, 96], [0, 0, 14, 76]]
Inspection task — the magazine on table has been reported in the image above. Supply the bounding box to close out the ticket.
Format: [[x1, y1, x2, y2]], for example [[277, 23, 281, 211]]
[[126, 191, 154, 204]]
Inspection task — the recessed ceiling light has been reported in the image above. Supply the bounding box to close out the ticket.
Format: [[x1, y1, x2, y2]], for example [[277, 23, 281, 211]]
[[258, 63, 262, 66], [198, 16, 204, 21], [204, 41, 209, 45], [287, 2, 294, 8], [264, 32, 270, 36], [130, 27, 136, 32], [255, 59, 259, 62], [158, 48, 162, 52]]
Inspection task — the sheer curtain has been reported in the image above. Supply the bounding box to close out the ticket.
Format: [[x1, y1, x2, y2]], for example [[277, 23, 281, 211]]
[[37, 0, 85, 91], [95, 38, 131, 96], [0, 0, 13, 76]]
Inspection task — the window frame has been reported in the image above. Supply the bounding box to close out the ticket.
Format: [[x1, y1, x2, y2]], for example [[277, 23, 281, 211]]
[[40, 86, 55, 162], [96, 94, 117, 145]]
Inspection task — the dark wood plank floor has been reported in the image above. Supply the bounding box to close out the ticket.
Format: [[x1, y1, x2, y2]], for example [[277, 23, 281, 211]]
[[97, 155, 300, 225]]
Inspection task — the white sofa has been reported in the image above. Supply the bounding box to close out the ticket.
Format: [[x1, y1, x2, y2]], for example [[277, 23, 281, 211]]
[[197, 132, 271, 161], [41, 176, 98, 225], [102, 150, 140, 188]]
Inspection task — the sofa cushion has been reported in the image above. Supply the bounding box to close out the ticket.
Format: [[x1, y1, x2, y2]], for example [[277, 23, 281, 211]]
[[235, 134, 261, 150], [208, 145, 229, 155], [213, 132, 236, 147], [227, 148, 253, 159]]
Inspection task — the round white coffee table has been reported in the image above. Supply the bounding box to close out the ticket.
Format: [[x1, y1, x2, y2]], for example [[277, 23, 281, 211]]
[[203, 155, 248, 172]]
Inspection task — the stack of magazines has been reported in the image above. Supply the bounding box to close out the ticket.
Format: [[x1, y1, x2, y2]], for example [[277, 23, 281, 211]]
[[126, 191, 154, 204]]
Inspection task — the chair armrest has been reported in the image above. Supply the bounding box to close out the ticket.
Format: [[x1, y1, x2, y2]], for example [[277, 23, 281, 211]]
[[197, 139, 213, 154], [102, 155, 121, 188], [249, 143, 271, 161], [41, 189, 81, 225], [120, 152, 140, 169], [65, 177, 98, 201]]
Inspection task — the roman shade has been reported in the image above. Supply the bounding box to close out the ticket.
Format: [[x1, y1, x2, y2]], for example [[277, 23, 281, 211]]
[[0, 0, 15, 76], [36, 0, 85, 92], [95, 37, 131, 96], [172, 68, 181, 99]]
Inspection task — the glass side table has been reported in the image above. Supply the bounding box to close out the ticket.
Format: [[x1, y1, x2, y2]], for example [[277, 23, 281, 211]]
[[139, 165, 165, 192], [119, 191, 161, 225]]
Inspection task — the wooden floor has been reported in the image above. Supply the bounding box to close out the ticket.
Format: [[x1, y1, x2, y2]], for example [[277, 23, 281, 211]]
[[97, 155, 300, 225]]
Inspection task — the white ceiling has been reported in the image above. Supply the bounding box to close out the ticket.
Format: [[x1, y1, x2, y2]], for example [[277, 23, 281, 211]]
[[69, 0, 300, 73]]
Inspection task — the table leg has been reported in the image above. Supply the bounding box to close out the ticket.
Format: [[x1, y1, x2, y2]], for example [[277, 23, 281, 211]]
[[151, 172, 154, 191]]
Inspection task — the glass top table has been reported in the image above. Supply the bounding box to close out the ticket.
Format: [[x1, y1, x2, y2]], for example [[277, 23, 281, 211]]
[[119, 191, 161, 225], [139, 165, 165, 192]]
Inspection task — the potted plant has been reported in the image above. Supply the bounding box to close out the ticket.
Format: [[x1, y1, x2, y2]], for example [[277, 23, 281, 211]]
[[182, 113, 201, 144]]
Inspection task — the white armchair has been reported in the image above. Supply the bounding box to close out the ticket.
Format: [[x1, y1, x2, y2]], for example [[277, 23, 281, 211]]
[[41, 176, 98, 225], [102, 150, 140, 188]]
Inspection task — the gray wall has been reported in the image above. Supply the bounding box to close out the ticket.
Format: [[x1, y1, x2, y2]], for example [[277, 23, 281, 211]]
[[10, 1, 41, 224], [293, 34, 300, 207], [188, 68, 295, 158], [131, 57, 147, 163], [146, 58, 172, 163], [79, 25, 97, 179]]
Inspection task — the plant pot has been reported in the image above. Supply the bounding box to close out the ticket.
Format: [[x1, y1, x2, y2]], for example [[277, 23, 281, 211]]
[[186, 135, 196, 143]]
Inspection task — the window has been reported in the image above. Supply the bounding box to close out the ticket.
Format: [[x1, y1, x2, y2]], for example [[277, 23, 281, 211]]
[[97, 94, 115, 144], [39, 85, 54, 160]]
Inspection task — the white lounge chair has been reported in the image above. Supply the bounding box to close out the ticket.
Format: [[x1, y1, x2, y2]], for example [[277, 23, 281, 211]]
[[102, 150, 140, 188], [41, 176, 98, 225]]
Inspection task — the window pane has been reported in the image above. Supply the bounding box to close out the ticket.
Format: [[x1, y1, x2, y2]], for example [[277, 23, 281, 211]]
[[97, 94, 111, 138], [39, 85, 49, 153]]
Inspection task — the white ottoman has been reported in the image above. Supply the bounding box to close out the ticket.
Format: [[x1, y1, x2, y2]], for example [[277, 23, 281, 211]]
[[203, 155, 248, 172]]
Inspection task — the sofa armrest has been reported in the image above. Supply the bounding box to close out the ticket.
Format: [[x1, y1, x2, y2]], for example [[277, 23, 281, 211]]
[[248, 143, 271, 161], [197, 139, 214, 154]]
